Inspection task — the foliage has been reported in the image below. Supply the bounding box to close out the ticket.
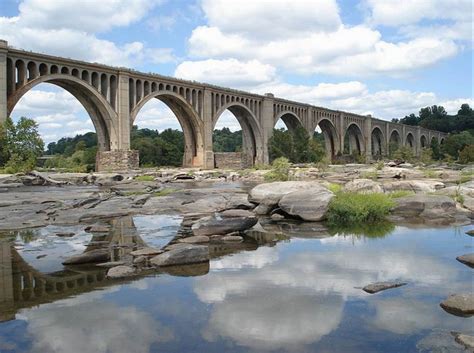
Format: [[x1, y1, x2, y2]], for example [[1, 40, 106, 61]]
[[268, 127, 325, 163], [0, 116, 44, 173], [421, 168, 438, 178], [153, 188, 178, 197], [327, 192, 395, 224], [264, 157, 291, 181], [458, 144, 474, 164], [327, 183, 342, 193], [440, 131, 474, 160], [328, 221, 395, 238], [213, 127, 242, 152], [387, 190, 415, 199], [419, 148, 434, 165], [375, 161, 384, 170], [392, 146, 415, 162], [361, 170, 378, 180]]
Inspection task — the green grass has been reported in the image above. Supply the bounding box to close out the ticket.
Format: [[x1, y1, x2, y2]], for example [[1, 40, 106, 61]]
[[327, 183, 342, 193], [387, 190, 415, 199], [457, 169, 474, 184], [134, 175, 155, 182], [327, 192, 395, 224], [264, 157, 291, 181], [360, 170, 378, 180], [328, 221, 395, 238], [153, 188, 177, 197], [422, 169, 438, 178]]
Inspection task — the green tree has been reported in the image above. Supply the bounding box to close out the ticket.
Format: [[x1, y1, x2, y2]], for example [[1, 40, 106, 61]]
[[441, 131, 474, 159]]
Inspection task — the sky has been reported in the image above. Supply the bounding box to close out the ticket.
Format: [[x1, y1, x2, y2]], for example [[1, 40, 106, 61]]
[[1, 0, 473, 143]]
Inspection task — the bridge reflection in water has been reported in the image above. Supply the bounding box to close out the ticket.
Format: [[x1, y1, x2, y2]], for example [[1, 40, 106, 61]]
[[0, 216, 286, 322]]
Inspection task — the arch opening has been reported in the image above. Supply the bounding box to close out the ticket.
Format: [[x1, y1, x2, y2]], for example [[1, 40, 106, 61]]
[[389, 130, 401, 156], [315, 119, 339, 161], [406, 133, 415, 151], [343, 123, 365, 160], [131, 91, 203, 168], [420, 135, 428, 148], [371, 127, 385, 159]]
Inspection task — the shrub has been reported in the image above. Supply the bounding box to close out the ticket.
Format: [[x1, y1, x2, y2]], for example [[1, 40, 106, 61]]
[[264, 157, 291, 181], [388, 190, 415, 199], [419, 148, 434, 165], [375, 161, 384, 170], [327, 183, 342, 193], [327, 192, 395, 224], [458, 144, 474, 164], [134, 175, 155, 182], [392, 146, 415, 163]]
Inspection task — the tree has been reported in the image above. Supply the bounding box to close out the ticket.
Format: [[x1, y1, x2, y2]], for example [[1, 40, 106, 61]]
[[399, 113, 420, 126], [441, 131, 474, 160]]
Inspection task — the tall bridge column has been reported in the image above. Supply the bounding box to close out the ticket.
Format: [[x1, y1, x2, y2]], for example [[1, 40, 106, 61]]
[[202, 88, 215, 169], [0, 242, 15, 322], [0, 40, 7, 125], [364, 117, 372, 162], [261, 94, 274, 165]]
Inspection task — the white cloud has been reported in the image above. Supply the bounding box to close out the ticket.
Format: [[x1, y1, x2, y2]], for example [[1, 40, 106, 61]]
[[175, 59, 277, 87], [0, 0, 174, 67], [364, 0, 473, 27]]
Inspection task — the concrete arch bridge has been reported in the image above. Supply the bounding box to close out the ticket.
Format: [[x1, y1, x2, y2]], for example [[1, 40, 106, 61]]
[[0, 40, 448, 170]]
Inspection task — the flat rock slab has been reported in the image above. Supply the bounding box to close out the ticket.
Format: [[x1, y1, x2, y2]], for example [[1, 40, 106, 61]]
[[107, 265, 135, 278], [249, 181, 329, 206], [62, 249, 110, 265], [150, 244, 209, 267], [440, 294, 474, 317], [84, 225, 110, 233], [191, 213, 257, 236], [454, 333, 474, 350], [456, 253, 474, 268], [362, 281, 407, 294], [178, 235, 210, 244], [221, 235, 244, 242], [130, 247, 163, 257], [96, 261, 126, 268], [278, 188, 333, 221]]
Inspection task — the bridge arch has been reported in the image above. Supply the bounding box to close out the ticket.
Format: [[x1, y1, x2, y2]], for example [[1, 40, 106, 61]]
[[406, 132, 415, 151], [344, 123, 365, 156], [213, 102, 264, 167], [314, 118, 339, 160], [389, 129, 401, 155], [131, 91, 204, 167], [371, 127, 385, 158], [7, 73, 116, 151], [274, 110, 305, 134], [420, 134, 428, 148]]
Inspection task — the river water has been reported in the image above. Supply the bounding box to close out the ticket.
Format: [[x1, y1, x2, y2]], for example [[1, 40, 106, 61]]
[[0, 215, 472, 353]]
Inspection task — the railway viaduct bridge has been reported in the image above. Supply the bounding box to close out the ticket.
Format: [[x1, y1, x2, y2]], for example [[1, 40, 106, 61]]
[[0, 40, 448, 171]]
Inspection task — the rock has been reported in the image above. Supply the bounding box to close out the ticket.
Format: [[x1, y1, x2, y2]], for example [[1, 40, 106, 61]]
[[271, 213, 285, 221], [133, 194, 151, 206], [362, 281, 407, 294], [221, 235, 244, 242], [163, 243, 191, 252], [62, 249, 110, 265], [96, 261, 126, 268], [392, 195, 457, 220], [84, 225, 110, 233], [254, 204, 272, 215], [344, 179, 383, 193], [466, 229, 474, 236], [178, 235, 210, 244], [55, 232, 75, 237], [453, 333, 474, 351], [456, 253, 474, 268], [249, 181, 328, 206], [25, 171, 67, 186], [440, 294, 474, 317], [150, 244, 209, 266], [220, 209, 255, 218], [107, 265, 135, 278], [130, 247, 163, 257], [133, 256, 147, 265], [191, 211, 258, 236], [383, 180, 445, 193], [278, 187, 334, 221]]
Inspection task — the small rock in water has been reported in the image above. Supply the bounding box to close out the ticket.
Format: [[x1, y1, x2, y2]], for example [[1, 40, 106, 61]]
[[150, 244, 209, 267], [362, 281, 407, 294], [466, 229, 474, 236], [440, 294, 474, 317], [178, 235, 210, 244], [62, 249, 110, 265], [36, 254, 47, 259], [55, 232, 75, 237], [130, 247, 163, 257], [221, 235, 244, 242], [453, 333, 474, 351], [271, 213, 285, 221], [107, 265, 135, 278], [456, 253, 474, 268]]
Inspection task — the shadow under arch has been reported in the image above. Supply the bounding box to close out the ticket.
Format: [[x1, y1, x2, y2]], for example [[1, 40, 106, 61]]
[[315, 118, 339, 160], [420, 134, 428, 148], [344, 123, 365, 155], [389, 129, 401, 155], [7, 74, 117, 152], [371, 126, 385, 157], [131, 91, 204, 167], [406, 132, 415, 151], [213, 102, 264, 167]]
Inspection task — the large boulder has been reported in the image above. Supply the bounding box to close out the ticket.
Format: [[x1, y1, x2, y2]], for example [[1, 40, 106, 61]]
[[391, 195, 457, 220], [62, 249, 110, 265], [383, 180, 445, 193], [249, 181, 328, 207], [150, 244, 209, 266], [107, 265, 135, 278], [343, 179, 383, 194], [191, 209, 258, 236], [440, 294, 474, 317], [278, 188, 334, 221]]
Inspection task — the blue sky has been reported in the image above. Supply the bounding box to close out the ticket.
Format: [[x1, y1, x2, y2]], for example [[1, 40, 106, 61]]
[[1, 0, 472, 142]]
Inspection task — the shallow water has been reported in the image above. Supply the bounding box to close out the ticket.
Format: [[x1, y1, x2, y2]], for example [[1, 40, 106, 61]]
[[0, 216, 473, 353]]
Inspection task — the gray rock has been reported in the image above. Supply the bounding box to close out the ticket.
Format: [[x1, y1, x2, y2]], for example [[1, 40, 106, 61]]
[[96, 261, 126, 268], [133, 256, 147, 265], [454, 333, 474, 351], [130, 247, 163, 257], [271, 213, 285, 221], [249, 181, 329, 206], [55, 232, 75, 237], [62, 249, 110, 265], [191, 212, 258, 236], [150, 244, 209, 266], [178, 235, 210, 244], [362, 281, 407, 294], [440, 294, 474, 317], [456, 253, 474, 268], [163, 243, 191, 252], [254, 204, 272, 215], [220, 209, 255, 218], [392, 195, 457, 220], [107, 265, 135, 278], [278, 187, 334, 221], [84, 225, 110, 233], [344, 179, 383, 193], [383, 180, 445, 193], [466, 229, 474, 236]]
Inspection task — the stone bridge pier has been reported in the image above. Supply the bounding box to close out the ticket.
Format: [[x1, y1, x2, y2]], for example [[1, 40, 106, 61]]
[[0, 40, 448, 171]]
